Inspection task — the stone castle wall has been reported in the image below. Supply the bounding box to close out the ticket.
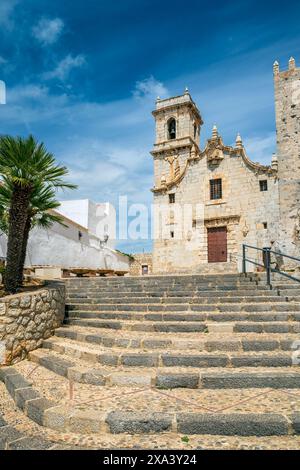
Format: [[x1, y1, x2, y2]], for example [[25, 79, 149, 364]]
[[0, 282, 65, 365], [274, 58, 300, 259]]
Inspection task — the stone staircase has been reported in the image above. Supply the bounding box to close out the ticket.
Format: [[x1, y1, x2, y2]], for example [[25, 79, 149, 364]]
[[1, 273, 300, 439]]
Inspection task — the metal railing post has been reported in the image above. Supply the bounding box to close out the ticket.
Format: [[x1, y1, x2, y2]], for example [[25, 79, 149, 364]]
[[242, 244, 246, 275], [263, 247, 271, 287], [242, 243, 300, 286]]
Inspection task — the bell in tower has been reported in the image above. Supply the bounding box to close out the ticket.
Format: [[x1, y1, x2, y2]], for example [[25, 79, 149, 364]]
[[167, 118, 176, 140]]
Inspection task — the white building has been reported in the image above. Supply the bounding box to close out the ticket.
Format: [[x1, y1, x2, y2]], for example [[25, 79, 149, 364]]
[[0, 198, 130, 278], [56, 199, 116, 249]]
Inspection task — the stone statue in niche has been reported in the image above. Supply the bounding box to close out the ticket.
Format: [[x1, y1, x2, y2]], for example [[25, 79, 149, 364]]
[[165, 155, 180, 182]]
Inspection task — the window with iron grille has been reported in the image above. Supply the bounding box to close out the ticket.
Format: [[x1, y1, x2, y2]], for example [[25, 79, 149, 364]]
[[210, 178, 222, 200], [259, 180, 268, 191], [169, 193, 175, 204]]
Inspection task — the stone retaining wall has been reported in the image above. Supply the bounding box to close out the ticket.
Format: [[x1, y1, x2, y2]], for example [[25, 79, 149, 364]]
[[0, 282, 65, 365]]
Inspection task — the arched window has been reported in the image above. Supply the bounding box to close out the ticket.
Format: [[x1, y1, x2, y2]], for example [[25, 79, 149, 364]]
[[167, 118, 176, 140]]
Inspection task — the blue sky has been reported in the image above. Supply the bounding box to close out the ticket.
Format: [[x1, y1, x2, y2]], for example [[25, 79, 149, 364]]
[[0, 0, 300, 253]]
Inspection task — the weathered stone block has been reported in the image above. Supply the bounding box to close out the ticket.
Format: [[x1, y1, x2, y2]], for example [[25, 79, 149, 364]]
[[231, 355, 291, 367], [121, 353, 158, 367], [291, 413, 300, 434], [156, 373, 199, 389], [161, 354, 228, 367], [39, 355, 74, 377], [5, 373, 31, 398], [14, 387, 40, 410], [241, 340, 279, 351], [0, 425, 23, 450], [106, 411, 173, 434], [177, 413, 289, 436], [8, 436, 54, 450], [26, 398, 55, 426]]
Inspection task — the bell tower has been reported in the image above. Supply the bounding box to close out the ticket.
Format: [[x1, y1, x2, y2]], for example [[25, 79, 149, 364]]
[[151, 88, 203, 190]]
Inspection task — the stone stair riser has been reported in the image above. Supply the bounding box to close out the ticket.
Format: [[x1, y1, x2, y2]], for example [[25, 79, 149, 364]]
[[66, 311, 296, 321], [54, 329, 298, 352], [65, 318, 300, 333], [24, 353, 300, 391], [41, 341, 294, 368], [66, 303, 298, 313]]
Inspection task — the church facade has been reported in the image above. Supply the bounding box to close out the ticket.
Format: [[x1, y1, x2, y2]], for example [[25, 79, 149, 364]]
[[150, 58, 300, 274]]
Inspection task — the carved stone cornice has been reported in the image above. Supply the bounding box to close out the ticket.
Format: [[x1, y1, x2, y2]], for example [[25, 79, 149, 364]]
[[151, 137, 200, 157], [151, 133, 277, 194], [200, 137, 277, 175], [204, 215, 241, 227]]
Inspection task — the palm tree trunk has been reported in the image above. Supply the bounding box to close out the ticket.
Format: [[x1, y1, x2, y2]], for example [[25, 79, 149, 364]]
[[4, 185, 32, 293], [17, 215, 31, 286]]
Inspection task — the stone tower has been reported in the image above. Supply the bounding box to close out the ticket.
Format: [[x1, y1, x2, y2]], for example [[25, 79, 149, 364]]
[[150, 89, 203, 273], [274, 58, 300, 256], [151, 88, 203, 190]]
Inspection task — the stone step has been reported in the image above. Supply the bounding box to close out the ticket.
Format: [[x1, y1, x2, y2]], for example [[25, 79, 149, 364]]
[[40, 337, 295, 368], [65, 273, 248, 284], [65, 284, 265, 293], [66, 311, 298, 322], [66, 290, 278, 299], [0, 413, 58, 450], [66, 284, 271, 292], [1, 365, 299, 437], [28, 348, 300, 390], [66, 301, 300, 312], [66, 279, 255, 284], [279, 288, 300, 294], [66, 296, 287, 305], [65, 283, 258, 292], [65, 318, 300, 333], [54, 326, 299, 352]]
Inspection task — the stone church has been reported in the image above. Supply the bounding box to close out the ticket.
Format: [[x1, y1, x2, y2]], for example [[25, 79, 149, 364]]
[[150, 58, 300, 274]]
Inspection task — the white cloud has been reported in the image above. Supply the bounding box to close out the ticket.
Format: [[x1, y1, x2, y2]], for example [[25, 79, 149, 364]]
[[133, 76, 168, 99], [0, 0, 18, 28], [243, 133, 276, 166], [32, 17, 64, 46], [8, 84, 50, 103], [43, 54, 86, 81]]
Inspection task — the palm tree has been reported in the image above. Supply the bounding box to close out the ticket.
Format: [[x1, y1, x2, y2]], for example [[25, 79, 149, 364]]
[[0, 135, 76, 293], [0, 181, 67, 284]]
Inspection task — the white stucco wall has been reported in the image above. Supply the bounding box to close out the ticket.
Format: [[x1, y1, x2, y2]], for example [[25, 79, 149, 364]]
[[24, 224, 129, 271], [0, 218, 129, 273], [57, 199, 116, 249], [56, 199, 89, 229]]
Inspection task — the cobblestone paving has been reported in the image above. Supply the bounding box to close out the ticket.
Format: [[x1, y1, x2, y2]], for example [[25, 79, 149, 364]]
[[1, 382, 300, 449]]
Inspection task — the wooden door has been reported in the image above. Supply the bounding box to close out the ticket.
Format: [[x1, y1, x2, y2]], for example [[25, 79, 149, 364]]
[[207, 227, 227, 263]]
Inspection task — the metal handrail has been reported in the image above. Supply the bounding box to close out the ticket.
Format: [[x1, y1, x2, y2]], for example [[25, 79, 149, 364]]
[[242, 243, 300, 287]]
